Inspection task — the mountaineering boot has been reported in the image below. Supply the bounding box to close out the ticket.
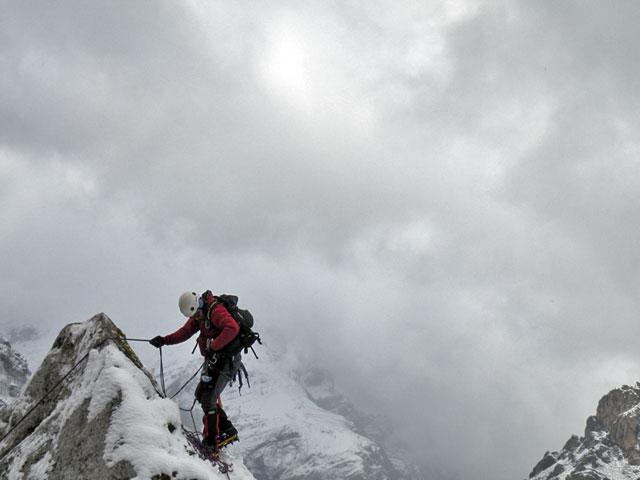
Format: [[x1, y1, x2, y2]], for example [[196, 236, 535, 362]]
[[203, 409, 238, 449], [216, 423, 238, 448], [216, 406, 239, 447]]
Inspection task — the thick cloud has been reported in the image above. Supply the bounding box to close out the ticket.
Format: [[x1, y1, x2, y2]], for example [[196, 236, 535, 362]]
[[2, 1, 640, 479]]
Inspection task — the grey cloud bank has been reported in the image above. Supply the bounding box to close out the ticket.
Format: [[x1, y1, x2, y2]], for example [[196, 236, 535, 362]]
[[2, 1, 640, 479]]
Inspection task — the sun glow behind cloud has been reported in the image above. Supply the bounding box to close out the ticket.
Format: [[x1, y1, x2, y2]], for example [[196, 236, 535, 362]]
[[260, 18, 313, 107]]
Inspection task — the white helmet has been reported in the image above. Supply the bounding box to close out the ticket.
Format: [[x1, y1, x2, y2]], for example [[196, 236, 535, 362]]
[[178, 291, 201, 317]]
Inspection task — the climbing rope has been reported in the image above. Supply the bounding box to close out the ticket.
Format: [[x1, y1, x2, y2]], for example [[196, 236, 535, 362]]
[[159, 346, 167, 397], [179, 398, 199, 432], [169, 362, 204, 400], [125, 338, 204, 401]]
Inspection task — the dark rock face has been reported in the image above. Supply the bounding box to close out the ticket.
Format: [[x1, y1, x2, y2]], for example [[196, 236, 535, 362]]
[[527, 384, 640, 479], [530, 452, 558, 478], [596, 387, 640, 464]]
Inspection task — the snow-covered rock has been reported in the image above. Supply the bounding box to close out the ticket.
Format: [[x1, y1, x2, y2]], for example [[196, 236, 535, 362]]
[[0, 313, 256, 480], [167, 346, 422, 480], [528, 383, 640, 480], [0, 337, 30, 409]]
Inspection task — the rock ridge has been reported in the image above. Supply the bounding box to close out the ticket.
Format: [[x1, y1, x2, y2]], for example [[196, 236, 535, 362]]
[[0, 313, 255, 480], [528, 383, 640, 480]]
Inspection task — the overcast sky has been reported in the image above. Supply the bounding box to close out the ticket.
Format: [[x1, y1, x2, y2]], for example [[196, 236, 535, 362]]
[[3, 1, 640, 479]]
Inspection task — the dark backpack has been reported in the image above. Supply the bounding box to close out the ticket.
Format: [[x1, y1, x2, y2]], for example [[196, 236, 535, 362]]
[[202, 291, 261, 358]]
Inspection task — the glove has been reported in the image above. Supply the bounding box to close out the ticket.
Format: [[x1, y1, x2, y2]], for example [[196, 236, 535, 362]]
[[149, 335, 165, 348]]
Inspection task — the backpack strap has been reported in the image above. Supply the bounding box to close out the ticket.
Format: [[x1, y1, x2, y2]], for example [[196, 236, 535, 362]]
[[201, 290, 220, 329]]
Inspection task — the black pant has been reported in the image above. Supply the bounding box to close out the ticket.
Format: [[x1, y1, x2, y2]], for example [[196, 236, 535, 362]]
[[195, 355, 240, 444]]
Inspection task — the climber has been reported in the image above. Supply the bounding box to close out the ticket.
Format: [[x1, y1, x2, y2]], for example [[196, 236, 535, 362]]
[[149, 291, 241, 450]]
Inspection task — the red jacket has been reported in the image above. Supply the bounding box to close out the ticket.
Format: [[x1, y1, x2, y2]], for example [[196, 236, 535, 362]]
[[163, 303, 240, 356]]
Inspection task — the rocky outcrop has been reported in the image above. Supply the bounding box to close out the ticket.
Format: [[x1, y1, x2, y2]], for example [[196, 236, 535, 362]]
[[0, 314, 255, 480], [528, 384, 640, 480], [0, 338, 30, 408]]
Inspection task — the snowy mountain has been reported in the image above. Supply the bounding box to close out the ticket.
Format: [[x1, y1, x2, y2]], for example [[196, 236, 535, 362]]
[[0, 321, 58, 385], [0, 337, 30, 409], [166, 343, 424, 480], [0, 314, 256, 480], [528, 383, 640, 480], [294, 365, 425, 479]]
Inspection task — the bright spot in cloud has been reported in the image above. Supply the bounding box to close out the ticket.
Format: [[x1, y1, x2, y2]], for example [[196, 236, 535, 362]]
[[261, 20, 311, 105]]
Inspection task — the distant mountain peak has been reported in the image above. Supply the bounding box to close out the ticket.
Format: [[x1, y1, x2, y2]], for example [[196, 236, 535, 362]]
[[529, 383, 640, 480], [0, 337, 30, 408]]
